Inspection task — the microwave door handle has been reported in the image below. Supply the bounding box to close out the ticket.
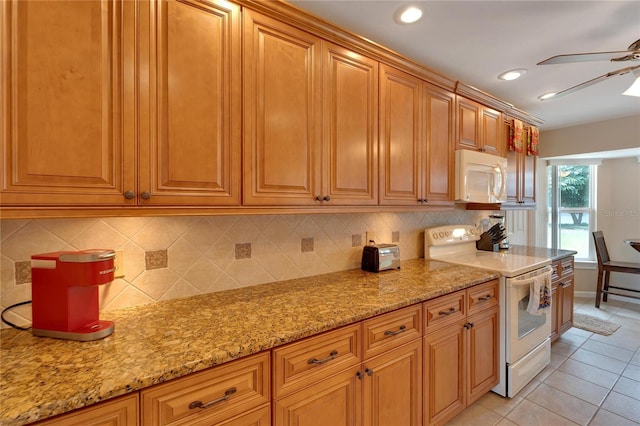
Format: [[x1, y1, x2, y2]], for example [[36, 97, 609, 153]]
[[490, 162, 506, 200]]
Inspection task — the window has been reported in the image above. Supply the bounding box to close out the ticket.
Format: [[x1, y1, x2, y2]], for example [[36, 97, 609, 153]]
[[547, 164, 597, 261]]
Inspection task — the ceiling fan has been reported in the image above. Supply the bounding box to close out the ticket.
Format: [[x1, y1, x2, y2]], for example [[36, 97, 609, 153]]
[[537, 38, 640, 99]]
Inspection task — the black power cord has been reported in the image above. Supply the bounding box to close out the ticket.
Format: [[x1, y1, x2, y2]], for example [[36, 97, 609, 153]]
[[1, 301, 32, 330]]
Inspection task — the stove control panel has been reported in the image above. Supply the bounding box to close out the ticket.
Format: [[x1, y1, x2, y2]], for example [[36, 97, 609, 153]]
[[425, 225, 480, 246]]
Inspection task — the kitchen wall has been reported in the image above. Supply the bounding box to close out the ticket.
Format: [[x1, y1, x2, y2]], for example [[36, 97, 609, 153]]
[[539, 114, 640, 297], [1, 208, 489, 329]]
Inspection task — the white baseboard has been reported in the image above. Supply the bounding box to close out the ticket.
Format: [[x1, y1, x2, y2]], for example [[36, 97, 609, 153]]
[[575, 291, 640, 305]]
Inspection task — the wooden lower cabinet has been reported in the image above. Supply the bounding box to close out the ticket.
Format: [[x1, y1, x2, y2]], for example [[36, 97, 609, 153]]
[[141, 352, 270, 426], [33, 394, 139, 426], [274, 365, 362, 426], [423, 281, 499, 426], [362, 340, 423, 426], [551, 256, 575, 341]]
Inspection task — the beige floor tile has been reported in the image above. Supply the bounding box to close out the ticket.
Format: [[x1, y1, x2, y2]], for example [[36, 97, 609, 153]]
[[590, 329, 640, 352], [445, 401, 502, 426], [543, 370, 609, 406], [526, 383, 598, 425], [613, 377, 640, 401], [602, 392, 640, 423], [557, 358, 620, 389], [558, 330, 591, 347], [550, 352, 569, 368], [506, 399, 579, 426], [589, 409, 640, 426], [631, 351, 640, 367], [581, 339, 635, 363], [570, 348, 628, 374], [516, 378, 542, 398], [477, 391, 523, 417], [551, 340, 579, 358], [623, 363, 640, 381], [495, 419, 518, 426]]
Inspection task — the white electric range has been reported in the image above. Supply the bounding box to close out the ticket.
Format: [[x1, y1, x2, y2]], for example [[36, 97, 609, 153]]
[[425, 225, 553, 398]]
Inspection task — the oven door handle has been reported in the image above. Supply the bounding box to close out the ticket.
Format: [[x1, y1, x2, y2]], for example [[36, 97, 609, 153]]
[[507, 266, 552, 287]]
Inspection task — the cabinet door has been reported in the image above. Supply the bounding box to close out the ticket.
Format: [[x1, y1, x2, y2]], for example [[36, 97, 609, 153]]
[[522, 153, 536, 204], [455, 97, 481, 152], [322, 42, 379, 205], [480, 107, 503, 156], [1, 0, 136, 206], [550, 283, 560, 342], [274, 366, 362, 426], [362, 340, 422, 426], [379, 65, 422, 205], [424, 321, 465, 425], [35, 393, 138, 426], [423, 84, 455, 202], [243, 10, 322, 205], [559, 278, 574, 334], [138, 0, 241, 206], [467, 307, 499, 405]]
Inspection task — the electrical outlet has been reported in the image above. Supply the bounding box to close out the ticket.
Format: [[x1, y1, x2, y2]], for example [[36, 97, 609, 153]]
[[365, 231, 376, 245], [113, 250, 125, 279]]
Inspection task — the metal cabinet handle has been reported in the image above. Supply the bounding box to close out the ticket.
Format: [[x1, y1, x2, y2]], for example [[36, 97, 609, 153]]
[[140, 191, 151, 200], [315, 195, 331, 202], [384, 325, 407, 336], [438, 308, 456, 316], [560, 281, 571, 288], [189, 387, 236, 410], [356, 371, 364, 380], [463, 322, 474, 330], [478, 294, 492, 301], [365, 368, 374, 376], [123, 190, 135, 200], [308, 350, 338, 365]]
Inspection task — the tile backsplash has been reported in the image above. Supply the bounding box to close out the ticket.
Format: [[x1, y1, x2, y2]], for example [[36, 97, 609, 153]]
[[0, 208, 488, 328]]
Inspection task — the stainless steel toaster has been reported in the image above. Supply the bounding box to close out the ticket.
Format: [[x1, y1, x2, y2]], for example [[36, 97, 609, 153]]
[[361, 244, 400, 272]]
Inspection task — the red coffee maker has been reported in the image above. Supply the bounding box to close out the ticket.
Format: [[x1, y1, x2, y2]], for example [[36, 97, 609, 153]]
[[31, 249, 116, 341]]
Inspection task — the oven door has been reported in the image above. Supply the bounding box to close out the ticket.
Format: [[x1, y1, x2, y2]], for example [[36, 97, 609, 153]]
[[505, 266, 552, 363]]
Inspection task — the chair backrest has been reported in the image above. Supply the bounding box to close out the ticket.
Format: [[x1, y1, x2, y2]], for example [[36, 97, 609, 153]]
[[592, 231, 610, 265]]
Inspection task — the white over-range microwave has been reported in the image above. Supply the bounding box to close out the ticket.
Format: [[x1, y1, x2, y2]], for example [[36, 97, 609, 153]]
[[455, 149, 507, 203]]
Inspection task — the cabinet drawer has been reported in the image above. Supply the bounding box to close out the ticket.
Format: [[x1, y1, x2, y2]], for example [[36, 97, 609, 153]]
[[559, 258, 574, 277], [141, 352, 270, 426], [362, 304, 422, 359], [424, 290, 465, 333], [273, 323, 361, 399], [34, 393, 139, 426], [467, 279, 499, 316], [550, 262, 561, 283]]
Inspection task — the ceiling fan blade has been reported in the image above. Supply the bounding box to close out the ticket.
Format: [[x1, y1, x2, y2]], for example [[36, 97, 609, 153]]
[[541, 65, 640, 100], [538, 50, 640, 65]]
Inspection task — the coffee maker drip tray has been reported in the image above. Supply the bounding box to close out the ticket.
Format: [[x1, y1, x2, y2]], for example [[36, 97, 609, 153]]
[[33, 320, 114, 341]]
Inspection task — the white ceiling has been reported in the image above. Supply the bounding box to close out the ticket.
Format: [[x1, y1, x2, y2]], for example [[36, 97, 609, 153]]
[[287, 0, 640, 130]]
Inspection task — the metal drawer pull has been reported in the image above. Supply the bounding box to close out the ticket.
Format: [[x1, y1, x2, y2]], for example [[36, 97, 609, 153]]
[[463, 322, 474, 330], [478, 294, 492, 301], [384, 325, 407, 336], [308, 350, 338, 365], [365, 368, 374, 376], [189, 387, 237, 410], [438, 308, 456, 316]]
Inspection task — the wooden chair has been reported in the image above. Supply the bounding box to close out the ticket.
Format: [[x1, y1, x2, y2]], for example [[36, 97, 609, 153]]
[[592, 231, 640, 308]]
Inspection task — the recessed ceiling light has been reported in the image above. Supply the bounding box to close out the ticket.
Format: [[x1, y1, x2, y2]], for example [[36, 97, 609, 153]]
[[497, 69, 527, 81], [538, 92, 557, 101], [398, 6, 423, 24]]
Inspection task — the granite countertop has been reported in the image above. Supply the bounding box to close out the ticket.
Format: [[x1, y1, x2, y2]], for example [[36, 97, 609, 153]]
[[0, 259, 499, 426], [507, 245, 578, 261]]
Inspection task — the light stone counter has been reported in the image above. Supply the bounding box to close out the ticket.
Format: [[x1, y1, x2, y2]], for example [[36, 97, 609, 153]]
[[0, 259, 499, 425]]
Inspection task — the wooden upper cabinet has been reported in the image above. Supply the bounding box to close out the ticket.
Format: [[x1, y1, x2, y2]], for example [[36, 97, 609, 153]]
[[1, 0, 136, 206], [423, 83, 455, 202], [243, 10, 322, 206], [138, 0, 241, 206], [322, 42, 379, 205], [380, 65, 454, 205], [505, 121, 536, 207], [456, 97, 504, 157], [379, 65, 422, 205]]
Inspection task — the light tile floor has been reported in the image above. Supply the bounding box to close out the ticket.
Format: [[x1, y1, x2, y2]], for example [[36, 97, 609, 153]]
[[447, 297, 640, 426]]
